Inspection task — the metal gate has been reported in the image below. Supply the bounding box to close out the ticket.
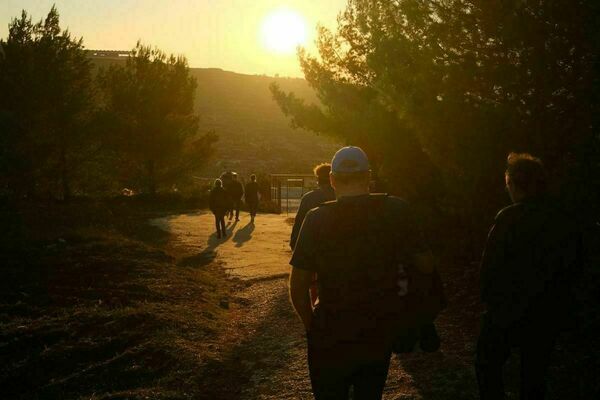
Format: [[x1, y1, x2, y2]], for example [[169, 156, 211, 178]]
[[270, 174, 317, 214]]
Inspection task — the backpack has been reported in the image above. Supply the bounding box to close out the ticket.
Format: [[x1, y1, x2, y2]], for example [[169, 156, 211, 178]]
[[313, 194, 445, 352]]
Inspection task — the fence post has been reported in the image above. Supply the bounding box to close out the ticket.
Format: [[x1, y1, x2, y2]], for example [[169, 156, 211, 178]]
[[277, 178, 282, 214]]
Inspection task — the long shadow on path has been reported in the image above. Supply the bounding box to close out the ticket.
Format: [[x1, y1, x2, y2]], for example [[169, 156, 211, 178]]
[[178, 219, 239, 268], [233, 222, 255, 248]]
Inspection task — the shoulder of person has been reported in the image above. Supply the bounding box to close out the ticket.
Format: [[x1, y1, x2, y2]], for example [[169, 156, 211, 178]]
[[300, 189, 318, 200], [494, 203, 524, 222], [378, 194, 411, 215], [307, 199, 337, 216], [380, 194, 408, 206], [300, 206, 324, 227], [318, 199, 337, 207]]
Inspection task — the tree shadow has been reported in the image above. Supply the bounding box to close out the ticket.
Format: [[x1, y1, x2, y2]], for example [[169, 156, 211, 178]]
[[232, 222, 255, 247], [178, 250, 217, 268], [116, 217, 171, 247]]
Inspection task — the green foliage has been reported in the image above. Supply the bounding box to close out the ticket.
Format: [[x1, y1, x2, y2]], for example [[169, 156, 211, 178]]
[[97, 42, 217, 194], [0, 7, 219, 199], [0, 6, 94, 199], [272, 0, 600, 223]]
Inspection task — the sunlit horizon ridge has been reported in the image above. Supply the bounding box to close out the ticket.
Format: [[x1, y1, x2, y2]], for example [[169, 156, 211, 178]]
[[0, 0, 346, 78]]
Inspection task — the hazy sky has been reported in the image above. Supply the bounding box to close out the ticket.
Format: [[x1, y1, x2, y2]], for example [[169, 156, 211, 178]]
[[0, 0, 347, 77]]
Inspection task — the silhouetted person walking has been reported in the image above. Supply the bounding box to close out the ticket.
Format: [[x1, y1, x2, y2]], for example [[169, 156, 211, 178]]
[[290, 163, 336, 250], [221, 171, 234, 220], [476, 153, 582, 400], [245, 174, 260, 223], [289, 147, 436, 400], [209, 179, 229, 239], [230, 173, 244, 221]]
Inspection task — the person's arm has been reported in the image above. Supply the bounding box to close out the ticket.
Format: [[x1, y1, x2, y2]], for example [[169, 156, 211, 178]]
[[289, 267, 313, 331], [208, 191, 215, 212], [290, 193, 311, 249], [480, 222, 505, 305], [289, 209, 318, 330]]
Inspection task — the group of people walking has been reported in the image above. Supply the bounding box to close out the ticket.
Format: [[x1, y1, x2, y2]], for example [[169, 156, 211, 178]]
[[289, 146, 581, 400], [208, 171, 260, 238]]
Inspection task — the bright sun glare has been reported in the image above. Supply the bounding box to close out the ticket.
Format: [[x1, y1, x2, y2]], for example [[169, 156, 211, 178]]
[[260, 9, 308, 54]]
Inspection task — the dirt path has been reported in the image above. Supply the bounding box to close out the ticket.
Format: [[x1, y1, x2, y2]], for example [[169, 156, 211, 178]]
[[150, 211, 477, 400]]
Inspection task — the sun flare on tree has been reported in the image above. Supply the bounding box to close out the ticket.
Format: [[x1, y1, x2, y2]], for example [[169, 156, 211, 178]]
[[260, 8, 308, 54]]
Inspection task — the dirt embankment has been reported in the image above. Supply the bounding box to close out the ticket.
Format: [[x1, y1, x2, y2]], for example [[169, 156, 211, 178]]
[[1, 204, 233, 399]]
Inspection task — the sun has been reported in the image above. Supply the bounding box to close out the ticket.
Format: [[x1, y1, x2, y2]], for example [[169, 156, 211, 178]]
[[260, 9, 308, 54]]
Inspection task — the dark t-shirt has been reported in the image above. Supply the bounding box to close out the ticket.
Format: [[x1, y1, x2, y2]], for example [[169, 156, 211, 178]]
[[230, 180, 244, 200], [480, 197, 581, 328], [222, 178, 233, 201], [290, 184, 336, 249], [244, 181, 259, 203], [290, 194, 428, 347]]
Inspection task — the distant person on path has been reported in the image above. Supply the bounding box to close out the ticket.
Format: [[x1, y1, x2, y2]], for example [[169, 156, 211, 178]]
[[476, 153, 582, 400], [221, 171, 234, 220], [289, 146, 438, 400], [230, 173, 244, 221], [245, 174, 260, 223], [209, 179, 229, 239], [290, 163, 336, 250]]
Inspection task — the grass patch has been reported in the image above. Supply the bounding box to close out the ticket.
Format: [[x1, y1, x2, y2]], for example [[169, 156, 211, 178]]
[[0, 201, 233, 399]]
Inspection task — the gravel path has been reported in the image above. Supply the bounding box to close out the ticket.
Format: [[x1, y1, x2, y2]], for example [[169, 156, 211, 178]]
[[149, 211, 469, 400]]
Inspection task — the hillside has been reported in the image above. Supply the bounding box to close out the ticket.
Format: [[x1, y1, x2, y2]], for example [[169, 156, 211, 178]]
[[192, 68, 337, 179], [92, 56, 339, 180]]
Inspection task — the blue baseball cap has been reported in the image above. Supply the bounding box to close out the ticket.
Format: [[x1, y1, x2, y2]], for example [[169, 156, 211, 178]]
[[331, 146, 370, 174]]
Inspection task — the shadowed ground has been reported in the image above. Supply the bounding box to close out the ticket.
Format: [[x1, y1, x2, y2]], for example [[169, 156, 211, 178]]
[[2, 207, 586, 399], [148, 211, 478, 400], [152, 211, 589, 400]]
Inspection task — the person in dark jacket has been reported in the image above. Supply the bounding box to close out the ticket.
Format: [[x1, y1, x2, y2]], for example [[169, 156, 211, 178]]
[[209, 179, 229, 239], [230, 173, 244, 221], [290, 163, 336, 250], [476, 153, 582, 400], [219, 171, 233, 220], [244, 174, 260, 223], [220, 171, 235, 220], [290, 163, 337, 307]]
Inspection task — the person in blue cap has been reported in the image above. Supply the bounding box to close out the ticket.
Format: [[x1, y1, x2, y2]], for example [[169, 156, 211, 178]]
[[289, 146, 441, 400]]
